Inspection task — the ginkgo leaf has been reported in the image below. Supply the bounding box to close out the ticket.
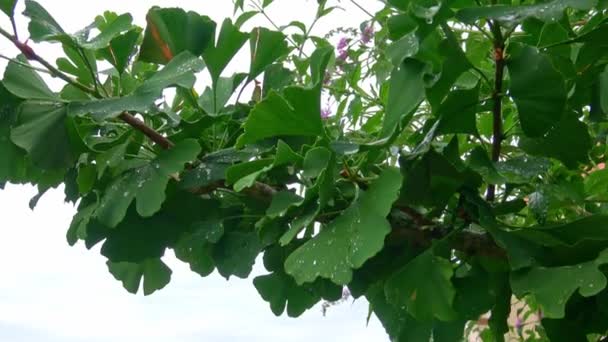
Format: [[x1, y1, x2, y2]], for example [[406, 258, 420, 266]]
[[385, 250, 457, 322], [95, 139, 201, 228], [107, 258, 172, 295], [511, 248, 608, 319], [284, 168, 402, 285], [139, 7, 216, 64]]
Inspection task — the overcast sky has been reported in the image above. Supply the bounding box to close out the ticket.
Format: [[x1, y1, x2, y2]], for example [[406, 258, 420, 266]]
[[0, 0, 389, 341]]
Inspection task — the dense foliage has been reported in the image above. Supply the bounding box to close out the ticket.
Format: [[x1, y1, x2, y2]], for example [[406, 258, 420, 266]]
[[2, 0, 608, 340]]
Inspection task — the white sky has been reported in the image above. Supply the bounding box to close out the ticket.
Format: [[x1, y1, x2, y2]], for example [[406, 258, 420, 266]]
[[0, 0, 389, 341]]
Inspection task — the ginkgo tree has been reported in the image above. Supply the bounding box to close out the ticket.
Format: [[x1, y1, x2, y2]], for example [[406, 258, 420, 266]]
[[1, 0, 608, 340]]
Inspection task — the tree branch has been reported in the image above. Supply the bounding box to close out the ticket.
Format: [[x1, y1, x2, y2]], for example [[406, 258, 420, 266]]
[[486, 21, 505, 202]]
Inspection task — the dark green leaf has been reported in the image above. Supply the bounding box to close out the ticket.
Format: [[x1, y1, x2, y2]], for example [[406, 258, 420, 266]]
[[519, 114, 591, 168], [95, 139, 201, 227], [508, 45, 566, 137], [0, 0, 17, 17], [11, 102, 75, 169], [385, 250, 457, 321], [511, 248, 608, 318], [107, 258, 172, 295]]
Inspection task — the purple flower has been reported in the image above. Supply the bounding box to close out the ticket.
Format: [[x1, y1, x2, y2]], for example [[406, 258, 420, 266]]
[[337, 49, 348, 62], [321, 106, 332, 119], [337, 37, 349, 50], [361, 24, 374, 44]]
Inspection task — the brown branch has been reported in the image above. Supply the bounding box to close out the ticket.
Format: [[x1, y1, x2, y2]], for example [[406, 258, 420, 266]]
[[0, 27, 179, 151], [119, 112, 174, 149], [486, 22, 506, 202]]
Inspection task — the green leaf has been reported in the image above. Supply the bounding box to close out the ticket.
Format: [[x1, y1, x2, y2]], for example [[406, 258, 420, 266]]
[[266, 191, 304, 219], [456, 0, 597, 25], [386, 32, 419, 67], [203, 19, 249, 84], [285, 168, 402, 285], [385, 250, 457, 322], [23, 0, 68, 43], [236, 87, 325, 147], [78, 13, 133, 50], [107, 258, 172, 295], [199, 73, 247, 114], [174, 206, 223, 277], [69, 52, 205, 119], [97, 28, 141, 73], [508, 45, 566, 137], [511, 248, 608, 319], [0, 0, 17, 17], [519, 114, 591, 168], [380, 59, 426, 140], [435, 85, 479, 135], [3, 55, 58, 101], [139, 7, 216, 64], [253, 272, 320, 317], [0, 84, 26, 184], [10, 102, 75, 170], [213, 231, 262, 279], [95, 139, 201, 228], [249, 27, 290, 80], [600, 65, 608, 114], [303, 147, 332, 179]]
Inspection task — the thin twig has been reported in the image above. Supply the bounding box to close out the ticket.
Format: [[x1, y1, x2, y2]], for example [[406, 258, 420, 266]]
[[349, 0, 374, 19]]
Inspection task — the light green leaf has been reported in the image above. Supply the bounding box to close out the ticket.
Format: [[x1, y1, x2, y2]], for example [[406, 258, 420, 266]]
[[3, 55, 58, 101], [303, 147, 331, 179], [10, 102, 75, 169], [456, 0, 597, 25], [285, 168, 402, 285], [511, 249, 608, 319], [385, 250, 457, 321], [508, 45, 566, 137], [139, 7, 216, 64], [23, 0, 68, 43], [95, 139, 201, 227], [203, 19, 249, 84], [69, 52, 205, 119], [236, 87, 325, 147], [249, 27, 290, 80], [199, 73, 247, 114], [107, 258, 172, 295], [380, 59, 426, 140], [386, 32, 419, 66], [78, 13, 133, 50]]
